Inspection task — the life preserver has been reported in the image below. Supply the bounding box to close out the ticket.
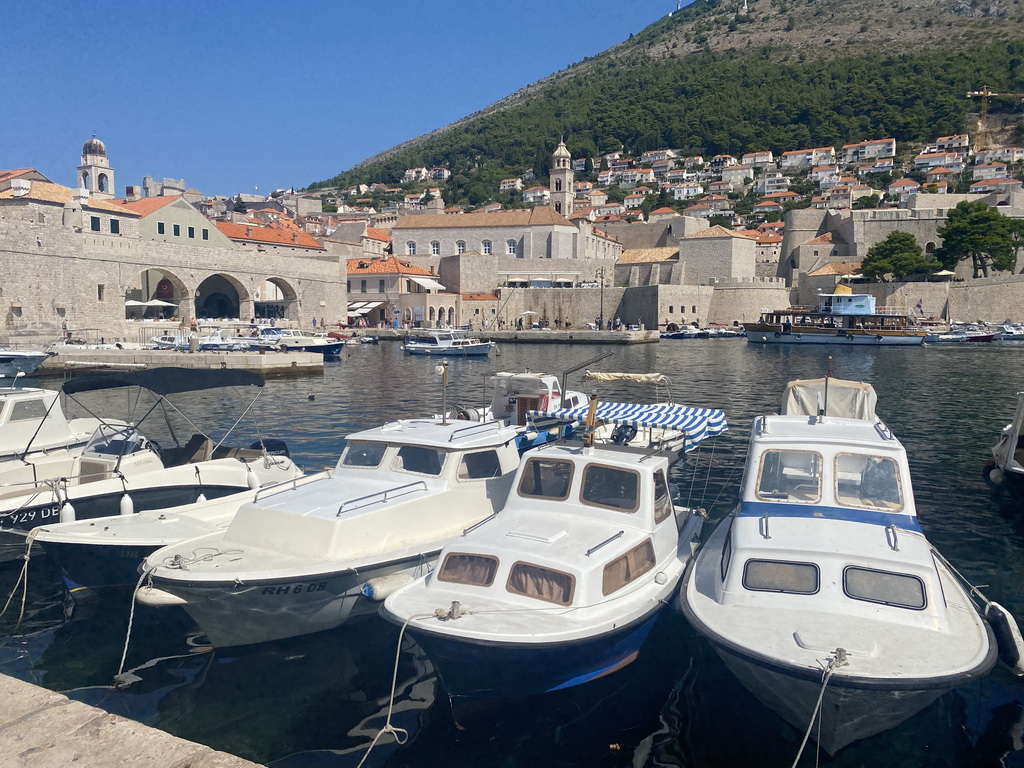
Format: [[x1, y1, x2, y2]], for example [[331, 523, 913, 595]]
[[774, 332, 781, 338], [875, 335, 884, 342], [846, 334, 854, 341], [794, 334, 802, 340]]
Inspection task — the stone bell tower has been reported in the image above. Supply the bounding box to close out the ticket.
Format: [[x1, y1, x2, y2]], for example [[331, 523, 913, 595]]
[[550, 138, 574, 217], [77, 134, 115, 200]]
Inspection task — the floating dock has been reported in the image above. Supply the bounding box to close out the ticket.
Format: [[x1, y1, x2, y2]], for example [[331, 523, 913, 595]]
[[0, 673, 263, 767], [36, 348, 323, 377]]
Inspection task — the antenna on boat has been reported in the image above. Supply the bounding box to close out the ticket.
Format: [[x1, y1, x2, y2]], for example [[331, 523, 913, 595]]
[[821, 356, 833, 420], [436, 360, 450, 425]]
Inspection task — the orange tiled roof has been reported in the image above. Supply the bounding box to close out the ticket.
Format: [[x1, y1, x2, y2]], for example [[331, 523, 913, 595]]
[[462, 293, 499, 301], [109, 195, 182, 217], [803, 232, 835, 246], [216, 220, 324, 249], [650, 207, 677, 214], [0, 181, 138, 215], [365, 226, 391, 242], [684, 225, 755, 240], [0, 168, 39, 184], [346, 256, 434, 276], [807, 261, 861, 276]]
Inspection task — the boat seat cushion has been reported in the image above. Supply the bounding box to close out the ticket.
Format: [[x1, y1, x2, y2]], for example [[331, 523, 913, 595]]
[[161, 434, 213, 467]]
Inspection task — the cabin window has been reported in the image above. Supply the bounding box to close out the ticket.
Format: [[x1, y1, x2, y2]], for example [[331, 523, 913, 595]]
[[581, 465, 640, 512], [756, 450, 822, 503], [834, 454, 903, 511], [518, 457, 573, 499], [653, 470, 672, 524], [394, 445, 445, 476], [602, 540, 656, 595], [10, 399, 48, 422], [743, 559, 819, 594], [341, 441, 387, 468], [720, 523, 733, 580], [844, 566, 925, 610], [437, 553, 498, 587], [506, 561, 574, 605], [458, 450, 502, 480]]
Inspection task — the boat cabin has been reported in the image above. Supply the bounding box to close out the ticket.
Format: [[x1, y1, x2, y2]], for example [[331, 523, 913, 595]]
[[0, 388, 80, 458]]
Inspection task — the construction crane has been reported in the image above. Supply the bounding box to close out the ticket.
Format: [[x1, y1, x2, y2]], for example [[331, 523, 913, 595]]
[[967, 85, 1024, 123]]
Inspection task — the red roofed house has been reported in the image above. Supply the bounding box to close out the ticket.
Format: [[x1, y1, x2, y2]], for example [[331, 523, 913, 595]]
[[346, 256, 451, 328]]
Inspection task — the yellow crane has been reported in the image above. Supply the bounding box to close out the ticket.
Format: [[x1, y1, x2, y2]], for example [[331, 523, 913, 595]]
[[967, 85, 1024, 123]]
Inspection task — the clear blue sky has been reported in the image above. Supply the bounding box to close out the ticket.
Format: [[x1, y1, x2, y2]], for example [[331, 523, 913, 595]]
[[6, 1, 672, 198]]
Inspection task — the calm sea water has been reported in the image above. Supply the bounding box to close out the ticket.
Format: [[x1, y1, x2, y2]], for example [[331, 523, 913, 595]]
[[2, 340, 1024, 767]]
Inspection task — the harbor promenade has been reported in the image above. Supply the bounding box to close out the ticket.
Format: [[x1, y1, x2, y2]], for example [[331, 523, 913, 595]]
[[372, 328, 660, 344], [0, 673, 262, 767], [37, 348, 324, 377]]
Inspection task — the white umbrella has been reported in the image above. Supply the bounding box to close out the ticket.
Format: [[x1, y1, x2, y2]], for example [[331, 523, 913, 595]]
[[518, 311, 538, 316], [145, 299, 178, 307], [124, 300, 146, 307]]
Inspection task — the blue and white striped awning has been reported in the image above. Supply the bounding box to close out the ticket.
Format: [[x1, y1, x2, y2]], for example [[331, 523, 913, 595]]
[[527, 402, 728, 452]]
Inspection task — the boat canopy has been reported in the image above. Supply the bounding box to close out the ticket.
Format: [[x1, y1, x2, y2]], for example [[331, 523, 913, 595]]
[[583, 371, 668, 384], [781, 378, 877, 421], [528, 401, 728, 452], [62, 368, 264, 396]]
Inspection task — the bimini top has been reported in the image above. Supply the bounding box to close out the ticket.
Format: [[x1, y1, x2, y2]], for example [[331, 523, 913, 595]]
[[62, 368, 264, 396], [528, 401, 727, 452], [781, 377, 877, 421]]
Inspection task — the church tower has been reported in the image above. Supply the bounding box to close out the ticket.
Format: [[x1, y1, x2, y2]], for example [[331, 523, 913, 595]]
[[77, 135, 115, 200], [550, 138, 573, 217]]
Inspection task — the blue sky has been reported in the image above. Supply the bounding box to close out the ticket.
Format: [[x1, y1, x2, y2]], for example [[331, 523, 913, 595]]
[[6, 1, 671, 198]]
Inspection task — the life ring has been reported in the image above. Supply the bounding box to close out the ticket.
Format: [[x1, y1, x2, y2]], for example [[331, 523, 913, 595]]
[[794, 334, 802, 340], [846, 334, 854, 341], [875, 335, 884, 342], [774, 332, 781, 338]]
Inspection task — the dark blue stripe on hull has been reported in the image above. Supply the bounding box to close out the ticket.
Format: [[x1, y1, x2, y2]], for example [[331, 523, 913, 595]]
[[42, 540, 160, 597]]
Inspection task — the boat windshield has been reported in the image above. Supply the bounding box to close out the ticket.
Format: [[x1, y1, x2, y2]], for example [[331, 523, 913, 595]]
[[518, 457, 574, 499], [82, 424, 145, 456], [755, 450, 822, 503], [581, 464, 641, 512], [340, 441, 387, 468], [392, 445, 446, 476], [835, 453, 903, 511], [7, 397, 48, 422]]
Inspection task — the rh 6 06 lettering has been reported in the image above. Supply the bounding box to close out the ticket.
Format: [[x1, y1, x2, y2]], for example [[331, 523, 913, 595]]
[[262, 582, 327, 596]]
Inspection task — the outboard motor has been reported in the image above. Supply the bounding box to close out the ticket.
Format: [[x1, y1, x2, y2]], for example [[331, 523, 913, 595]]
[[250, 439, 290, 457]]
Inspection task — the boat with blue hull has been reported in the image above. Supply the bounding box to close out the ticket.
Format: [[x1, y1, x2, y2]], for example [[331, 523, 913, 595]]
[[382, 400, 726, 702], [403, 329, 493, 357], [681, 378, 1017, 755]]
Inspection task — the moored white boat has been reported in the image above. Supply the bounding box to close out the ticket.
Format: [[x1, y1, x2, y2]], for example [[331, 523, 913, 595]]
[[403, 329, 493, 357], [985, 390, 1024, 501], [259, 328, 345, 356], [381, 401, 727, 701], [681, 378, 1007, 755], [744, 293, 926, 346], [0, 347, 51, 378], [135, 418, 524, 646]]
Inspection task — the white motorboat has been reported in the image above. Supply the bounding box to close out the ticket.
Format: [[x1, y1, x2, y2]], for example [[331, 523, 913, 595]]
[[0, 347, 51, 378], [135, 418, 525, 647], [381, 401, 727, 701], [258, 328, 345, 356], [198, 328, 251, 352], [986, 390, 1024, 501], [992, 324, 1024, 341], [0, 368, 299, 563], [681, 378, 1010, 755], [0, 386, 120, 466], [403, 329, 493, 357], [151, 330, 193, 350]]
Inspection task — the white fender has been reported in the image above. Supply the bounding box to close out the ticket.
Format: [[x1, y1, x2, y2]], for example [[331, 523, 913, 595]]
[[196, 493, 207, 503], [59, 501, 76, 523], [990, 467, 1006, 485], [246, 470, 260, 490], [136, 586, 188, 607], [119, 493, 134, 516], [361, 572, 415, 601]]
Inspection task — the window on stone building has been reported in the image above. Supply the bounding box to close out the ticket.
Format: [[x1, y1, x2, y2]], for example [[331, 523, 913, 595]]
[[188, 226, 195, 239], [457, 241, 466, 254], [347, 281, 351, 292], [110, 219, 120, 234], [692, 305, 696, 313], [173, 224, 181, 237], [506, 239, 517, 255], [406, 242, 416, 255], [430, 241, 440, 256], [158, 222, 165, 235], [202, 228, 209, 240], [669, 306, 674, 314], [90, 216, 101, 232], [97, 285, 105, 302], [482, 240, 492, 255], [379, 279, 385, 293], [360, 280, 367, 293]]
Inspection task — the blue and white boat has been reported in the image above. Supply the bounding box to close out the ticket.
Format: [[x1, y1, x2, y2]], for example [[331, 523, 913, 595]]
[[0, 346, 51, 378], [403, 329, 493, 357], [681, 378, 1012, 755], [381, 401, 726, 702]]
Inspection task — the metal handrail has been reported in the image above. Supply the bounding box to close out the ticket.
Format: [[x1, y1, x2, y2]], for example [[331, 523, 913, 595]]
[[585, 530, 624, 557], [252, 474, 312, 503], [336, 480, 428, 516], [448, 420, 501, 442]]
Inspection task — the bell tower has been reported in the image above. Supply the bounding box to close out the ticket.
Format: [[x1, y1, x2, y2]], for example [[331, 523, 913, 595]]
[[77, 134, 115, 200], [550, 138, 573, 217]]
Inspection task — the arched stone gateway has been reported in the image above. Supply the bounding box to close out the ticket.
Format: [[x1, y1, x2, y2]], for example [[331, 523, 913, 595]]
[[254, 277, 297, 321], [195, 274, 249, 320], [124, 268, 188, 320]]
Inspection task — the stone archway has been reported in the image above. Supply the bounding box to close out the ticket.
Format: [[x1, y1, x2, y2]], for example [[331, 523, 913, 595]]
[[195, 274, 249, 320], [254, 277, 298, 322], [124, 268, 188, 321]]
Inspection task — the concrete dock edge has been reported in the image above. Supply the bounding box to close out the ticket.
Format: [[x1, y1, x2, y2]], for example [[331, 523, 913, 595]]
[[0, 673, 263, 768]]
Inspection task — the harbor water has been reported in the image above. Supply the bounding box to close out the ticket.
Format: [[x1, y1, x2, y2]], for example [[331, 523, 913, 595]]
[[2, 339, 1024, 767]]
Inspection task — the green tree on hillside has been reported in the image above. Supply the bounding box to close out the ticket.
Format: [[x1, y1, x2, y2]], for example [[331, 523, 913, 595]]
[[936, 201, 1016, 278], [861, 231, 935, 280]]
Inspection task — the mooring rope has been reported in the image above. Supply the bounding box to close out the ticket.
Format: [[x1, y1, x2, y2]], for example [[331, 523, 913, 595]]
[[0, 530, 39, 630], [114, 565, 155, 688], [791, 648, 847, 768], [356, 612, 435, 768]]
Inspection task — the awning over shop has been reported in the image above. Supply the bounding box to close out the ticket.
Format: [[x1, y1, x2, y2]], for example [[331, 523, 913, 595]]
[[408, 277, 447, 291], [347, 301, 384, 316]]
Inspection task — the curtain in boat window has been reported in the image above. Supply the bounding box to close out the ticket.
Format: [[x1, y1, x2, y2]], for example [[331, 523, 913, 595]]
[[506, 562, 574, 605], [602, 540, 656, 596], [437, 553, 498, 586]]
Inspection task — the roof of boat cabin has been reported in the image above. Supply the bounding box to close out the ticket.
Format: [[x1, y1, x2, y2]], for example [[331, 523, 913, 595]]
[[345, 418, 519, 449], [754, 414, 904, 453], [0, 387, 54, 397]]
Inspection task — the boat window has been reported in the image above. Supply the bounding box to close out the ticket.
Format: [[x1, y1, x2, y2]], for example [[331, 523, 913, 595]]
[[755, 450, 822, 503], [581, 465, 640, 512], [653, 470, 672, 524], [0, 398, 6, 418], [743, 559, 819, 594], [506, 561, 574, 605], [602, 540, 656, 595], [341, 441, 387, 468], [83, 425, 144, 456], [518, 457, 573, 500], [9, 399, 48, 422], [437, 553, 498, 587], [844, 566, 926, 610], [458, 450, 502, 480], [393, 445, 445, 476], [834, 454, 903, 511], [720, 522, 733, 581]]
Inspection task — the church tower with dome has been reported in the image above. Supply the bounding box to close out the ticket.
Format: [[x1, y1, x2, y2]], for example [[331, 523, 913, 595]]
[[550, 138, 573, 216], [77, 135, 115, 200]]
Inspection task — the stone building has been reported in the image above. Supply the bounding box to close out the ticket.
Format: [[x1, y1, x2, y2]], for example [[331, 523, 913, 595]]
[[677, 226, 756, 286]]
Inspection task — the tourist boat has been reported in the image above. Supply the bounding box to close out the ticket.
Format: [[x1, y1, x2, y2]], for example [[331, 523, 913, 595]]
[[135, 418, 525, 647], [681, 377, 1011, 755], [985, 390, 1024, 500], [744, 293, 926, 346], [257, 327, 345, 356], [151, 330, 193, 350], [0, 346, 51, 378], [993, 324, 1024, 341], [403, 329, 494, 357], [381, 400, 726, 701], [0, 368, 298, 563]]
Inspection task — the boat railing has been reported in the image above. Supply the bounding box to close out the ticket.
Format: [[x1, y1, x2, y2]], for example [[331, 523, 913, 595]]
[[448, 420, 502, 442], [875, 306, 912, 316], [336, 480, 428, 516], [252, 474, 312, 503]]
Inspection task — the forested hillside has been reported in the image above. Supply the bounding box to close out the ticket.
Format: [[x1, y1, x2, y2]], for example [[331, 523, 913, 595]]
[[311, 0, 1024, 204]]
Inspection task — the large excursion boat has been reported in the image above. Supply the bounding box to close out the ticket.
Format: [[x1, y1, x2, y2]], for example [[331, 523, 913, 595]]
[[744, 293, 926, 346]]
